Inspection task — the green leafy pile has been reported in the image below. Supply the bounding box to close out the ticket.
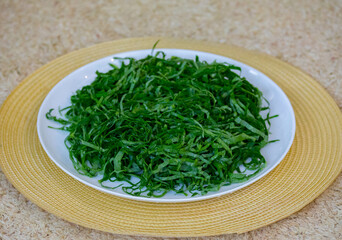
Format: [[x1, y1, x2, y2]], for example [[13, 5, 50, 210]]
[[47, 50, 276, 197]]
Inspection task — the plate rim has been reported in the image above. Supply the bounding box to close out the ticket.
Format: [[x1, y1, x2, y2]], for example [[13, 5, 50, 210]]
[[37, 48, 296, 203]]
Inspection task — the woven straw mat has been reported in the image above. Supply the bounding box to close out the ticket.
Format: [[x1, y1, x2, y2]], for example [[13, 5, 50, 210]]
[[0, 37, 341, 237]]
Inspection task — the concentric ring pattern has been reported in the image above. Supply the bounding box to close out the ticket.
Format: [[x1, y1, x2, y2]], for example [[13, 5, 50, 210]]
[[0, 37, 341, 237]]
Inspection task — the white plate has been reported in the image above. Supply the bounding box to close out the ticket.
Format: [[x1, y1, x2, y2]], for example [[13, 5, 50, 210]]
[[37, 49, 296, 203]]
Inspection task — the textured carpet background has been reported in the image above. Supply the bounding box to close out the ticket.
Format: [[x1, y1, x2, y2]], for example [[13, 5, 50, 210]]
[[0, 0, 341, 239]]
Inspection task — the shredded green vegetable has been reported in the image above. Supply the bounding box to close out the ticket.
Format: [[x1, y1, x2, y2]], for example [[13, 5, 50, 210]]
[[46, 49, 277, 198]]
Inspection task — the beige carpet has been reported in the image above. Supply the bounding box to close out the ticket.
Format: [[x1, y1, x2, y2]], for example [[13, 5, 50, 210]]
[[0, 0, 341, 239]]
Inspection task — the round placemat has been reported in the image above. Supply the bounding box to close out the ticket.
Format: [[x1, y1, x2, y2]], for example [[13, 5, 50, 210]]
[[0, 37, 341, 237]]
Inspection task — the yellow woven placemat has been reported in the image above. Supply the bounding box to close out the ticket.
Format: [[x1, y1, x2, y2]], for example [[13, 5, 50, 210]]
[[0, 37, 341, 237]]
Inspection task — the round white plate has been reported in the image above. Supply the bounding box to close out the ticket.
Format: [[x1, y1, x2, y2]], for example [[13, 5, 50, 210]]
[[37, 49, 296, 203]]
